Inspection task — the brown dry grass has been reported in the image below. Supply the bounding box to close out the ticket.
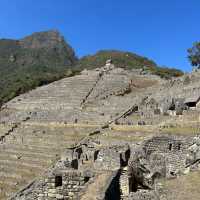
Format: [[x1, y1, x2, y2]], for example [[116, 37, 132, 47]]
[[110, 124, 156, 132], [160, 126, 200, 136], [161, 170, 200, 200], [25, 121, 100, 128]]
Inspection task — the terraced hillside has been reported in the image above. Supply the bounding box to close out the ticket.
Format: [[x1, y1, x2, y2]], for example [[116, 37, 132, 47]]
[[0, 62, 161, 199], [0, 30, 184, 107], [0, 61, 200, 199]]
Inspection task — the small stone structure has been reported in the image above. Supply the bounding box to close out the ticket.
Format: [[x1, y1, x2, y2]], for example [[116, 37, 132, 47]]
[[126, 135, 200, 199], [94, 144, 130, 170], [10, 134, 200, 200], [10, 138, 130, 199]]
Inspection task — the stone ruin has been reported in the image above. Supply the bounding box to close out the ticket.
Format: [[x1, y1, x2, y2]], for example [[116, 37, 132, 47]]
[[9, 134, 200, 200], [126, 135, 200, 200], [9, 137, 129, 200], [1, 60, 200, 199]]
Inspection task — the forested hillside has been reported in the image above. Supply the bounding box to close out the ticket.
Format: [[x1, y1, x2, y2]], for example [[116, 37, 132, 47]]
[[0, 30, 77, 106]]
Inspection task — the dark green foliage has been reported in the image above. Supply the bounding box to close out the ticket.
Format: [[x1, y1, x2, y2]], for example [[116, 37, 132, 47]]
[[76, 50, 183, 79], [188, 42, 200, 69], [0, 31, 78, 106], [75, 50, 156, 70], [149, 66, 183, 79], [0, 32, 183, 107]]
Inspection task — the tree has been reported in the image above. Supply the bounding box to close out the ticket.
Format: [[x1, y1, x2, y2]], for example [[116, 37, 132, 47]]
[[188, 42, 200, 69]]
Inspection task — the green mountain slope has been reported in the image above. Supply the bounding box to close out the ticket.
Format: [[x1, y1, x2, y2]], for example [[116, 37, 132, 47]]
[[76, 50, 183, 79], [0, 30, 77, 106]]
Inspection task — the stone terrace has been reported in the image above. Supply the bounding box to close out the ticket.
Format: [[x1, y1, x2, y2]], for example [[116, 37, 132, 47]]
[[1, 64, 159, 199], [2, 63, 200, 199]]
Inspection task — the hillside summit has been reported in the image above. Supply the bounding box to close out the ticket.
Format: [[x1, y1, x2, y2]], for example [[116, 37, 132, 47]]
[[0, 59, 200, 199], [76, 50, 183, 79], [0, 30, 77, 106]]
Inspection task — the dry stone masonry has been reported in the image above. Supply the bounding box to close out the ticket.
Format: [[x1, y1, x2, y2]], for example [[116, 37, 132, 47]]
[[1, 61, 200, 199], [9, 134, 200, 200]]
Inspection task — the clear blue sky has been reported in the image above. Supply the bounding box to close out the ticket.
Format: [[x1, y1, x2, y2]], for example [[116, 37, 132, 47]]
[[0, 0, 199, 72]]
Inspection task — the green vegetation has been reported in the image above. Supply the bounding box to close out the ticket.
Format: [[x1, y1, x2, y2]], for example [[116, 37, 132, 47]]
[[76, 50, 157, 70], [188, 42, 200, 69], [0, 31, 78, 106], [150, 65, 183, 79], [0, 32, 183, 107], [76, 50, 183, 79]]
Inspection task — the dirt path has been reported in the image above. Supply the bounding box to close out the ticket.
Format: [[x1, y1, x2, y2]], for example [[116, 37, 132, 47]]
[[80, 171, 113, 200]]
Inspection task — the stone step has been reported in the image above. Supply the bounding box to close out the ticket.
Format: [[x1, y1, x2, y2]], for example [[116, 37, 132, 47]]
[[0, 171, 36, 186], [4, 135, 76, 144], [1, 144, 66, 154], [17, 89, 96, 98], [17, 96, 89, 102], [0, 153, 54, 164], [1, 148, 56, 159], [0, 182, 21, 199], [0, 177, 26, 188], [0, 164, 41, 177], [0, 177, 34, 196], [5, 131, 82, 139], [0, 161, 45, 174], [3, 139, 73, 149], [0, 159, 49, 170], [0, 171, 33, 181]]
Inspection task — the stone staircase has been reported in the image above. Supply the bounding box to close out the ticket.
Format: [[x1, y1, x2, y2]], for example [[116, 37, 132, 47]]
[[120, 167, 129, 198], [86, 70, 130, 103]]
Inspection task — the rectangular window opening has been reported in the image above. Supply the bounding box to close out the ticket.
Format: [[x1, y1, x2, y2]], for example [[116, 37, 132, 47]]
[[55, 175, 62, 187]]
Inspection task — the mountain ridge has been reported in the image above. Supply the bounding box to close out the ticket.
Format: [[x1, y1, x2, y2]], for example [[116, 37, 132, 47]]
[[0, 30, 183, 107]]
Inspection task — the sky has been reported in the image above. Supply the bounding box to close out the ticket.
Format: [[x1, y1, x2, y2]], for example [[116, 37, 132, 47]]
[[0, 0, 200, 72]]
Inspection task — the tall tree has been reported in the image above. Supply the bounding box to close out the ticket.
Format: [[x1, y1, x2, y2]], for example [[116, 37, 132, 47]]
[[188, 42, 200, 69]]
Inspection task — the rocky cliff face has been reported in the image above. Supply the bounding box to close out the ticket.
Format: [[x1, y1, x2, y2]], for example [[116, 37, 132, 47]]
[[19, 30, 77, 65], [0, 30, 77, 68], [20, 30, 65, 49]]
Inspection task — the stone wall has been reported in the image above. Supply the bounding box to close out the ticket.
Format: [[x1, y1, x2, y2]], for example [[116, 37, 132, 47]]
[[36, 170, 92, 200], [128, 190, 159, 200], [9, 134, 200, 200], [94, 145, 130, 171], [11, 169, 94, 200], [127, 135, 200, 199], [143, 136, 190, 156]]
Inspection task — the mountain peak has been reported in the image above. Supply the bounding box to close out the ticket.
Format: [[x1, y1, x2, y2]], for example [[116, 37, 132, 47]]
[[19, 30, 65, 49]]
